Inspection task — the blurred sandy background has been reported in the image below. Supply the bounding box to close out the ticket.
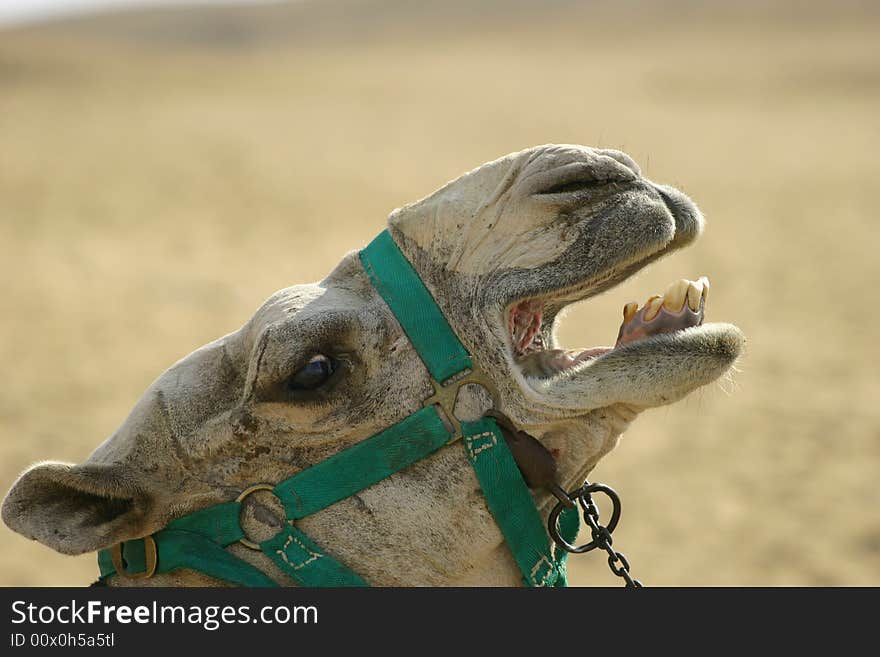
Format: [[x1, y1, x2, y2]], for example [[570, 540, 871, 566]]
[[1, 0, 878, 586]]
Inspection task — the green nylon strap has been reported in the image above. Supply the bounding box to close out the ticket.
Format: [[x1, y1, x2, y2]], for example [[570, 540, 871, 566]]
[[360, 230, 472, 383], [275, 405, 452, 519], [97, 524, 363, 588], [98, 405, 453, 586], [98, 531, 278, 587], [96, 229, 576, 588], [97, 402, 564, 589], [97, 545, 119, 577], [165, 501, 245, 545], [461, 418, 567, 587], [552, 506, 580, 587], [260, 524, 368, 587]]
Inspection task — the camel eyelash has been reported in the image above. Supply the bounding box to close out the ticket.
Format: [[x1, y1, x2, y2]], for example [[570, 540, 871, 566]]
[[280, 352, 351, 403]]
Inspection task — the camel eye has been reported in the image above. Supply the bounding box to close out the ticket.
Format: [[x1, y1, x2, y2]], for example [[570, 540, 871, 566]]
[[287, 355, 337, 391]]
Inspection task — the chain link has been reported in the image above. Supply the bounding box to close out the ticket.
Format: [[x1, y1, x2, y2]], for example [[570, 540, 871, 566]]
[[548, 482, 643, 587], [579, 490, 642, 587]]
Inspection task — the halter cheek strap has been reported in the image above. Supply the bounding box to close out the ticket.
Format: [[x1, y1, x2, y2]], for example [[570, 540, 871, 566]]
[[97, 230, 577, 587]]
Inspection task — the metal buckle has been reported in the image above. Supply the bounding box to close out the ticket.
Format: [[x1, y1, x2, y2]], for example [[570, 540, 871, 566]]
[[422, 366, 500, 442], [236, 483, 283, 550], [109, 535, 158, 579]]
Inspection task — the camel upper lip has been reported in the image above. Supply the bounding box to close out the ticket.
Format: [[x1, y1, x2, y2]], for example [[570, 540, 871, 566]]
[[516, 180, 700, 312], [653, 182, 703, 251], [506, 182, 708, 381]]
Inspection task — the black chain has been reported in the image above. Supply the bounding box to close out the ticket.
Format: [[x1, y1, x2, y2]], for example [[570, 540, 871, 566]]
[[481, 409, 643, 587], [548, 482, 643, 587]]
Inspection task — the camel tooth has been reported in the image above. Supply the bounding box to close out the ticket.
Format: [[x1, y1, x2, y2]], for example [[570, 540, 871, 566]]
[[699, 276, 710, 303], [663, 279, 690, 312], [622, 302, 638, 323], [687, 280, 704, 312], [643, 295, 664, 321]]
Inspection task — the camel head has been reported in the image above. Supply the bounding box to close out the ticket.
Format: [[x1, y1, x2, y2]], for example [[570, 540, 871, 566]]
[[2, 144, 743, 585]]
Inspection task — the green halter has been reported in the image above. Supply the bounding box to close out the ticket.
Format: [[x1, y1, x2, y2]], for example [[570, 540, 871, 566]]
[[97, 230, 578, 587]]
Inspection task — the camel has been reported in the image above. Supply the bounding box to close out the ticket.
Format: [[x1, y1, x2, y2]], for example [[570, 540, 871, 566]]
[[2, 144, 743, 586]]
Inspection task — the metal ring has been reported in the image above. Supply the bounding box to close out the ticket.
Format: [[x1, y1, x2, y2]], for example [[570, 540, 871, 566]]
[[109, 535, 157, 579], [547, 482, 623, 554], [235, 483, 281, 550], [426, 366, 501, 444], [548, 489, 597, 554]]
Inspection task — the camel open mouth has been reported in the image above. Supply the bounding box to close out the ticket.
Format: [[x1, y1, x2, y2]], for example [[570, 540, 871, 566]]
[[511, 276, 710, 379]]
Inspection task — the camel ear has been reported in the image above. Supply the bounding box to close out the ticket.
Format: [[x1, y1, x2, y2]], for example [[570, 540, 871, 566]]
[[1, 462, 149, 555]]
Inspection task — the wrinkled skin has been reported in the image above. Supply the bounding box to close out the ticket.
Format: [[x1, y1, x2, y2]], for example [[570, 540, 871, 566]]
[[2, 144, 743, 586]]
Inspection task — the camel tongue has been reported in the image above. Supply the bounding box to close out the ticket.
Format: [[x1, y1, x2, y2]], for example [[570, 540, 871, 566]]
[[516, 347, 613, 378]]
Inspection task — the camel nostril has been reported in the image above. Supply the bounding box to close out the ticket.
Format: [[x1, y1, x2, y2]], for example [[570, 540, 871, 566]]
[[653, 183, 704, 246], [655, 184, 682, 209]]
